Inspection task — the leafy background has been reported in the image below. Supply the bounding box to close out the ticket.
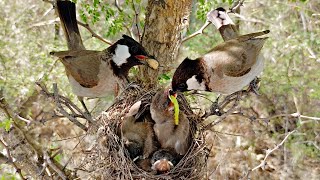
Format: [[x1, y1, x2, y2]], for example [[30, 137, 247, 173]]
[[0, 0, 319, 179]]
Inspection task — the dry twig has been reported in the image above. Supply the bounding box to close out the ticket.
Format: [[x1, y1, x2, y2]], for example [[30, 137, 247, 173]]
[[131, 0, 141, 41], [242, 130, 296, 179], [36, 82, 91, 131], [229, 0, 245, 13], [181, 21, 211, 43], [77, 21, 113, 45], [0, 138, 26, 180], [43, 150, 67, 180]]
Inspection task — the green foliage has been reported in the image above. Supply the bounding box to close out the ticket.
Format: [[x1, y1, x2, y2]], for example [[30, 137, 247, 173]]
[[0, 118, 13, 132], [77, 0, 146, 38], [53, 154, 63, 163], [196, 0, 233, 21], [0, 173, 18, 180], [158, 73, 171, 85]]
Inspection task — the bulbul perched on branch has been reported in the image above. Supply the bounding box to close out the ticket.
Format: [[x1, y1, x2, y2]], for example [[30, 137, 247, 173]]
[[172, 7, 269, 95], [51, 1, 158, 113]]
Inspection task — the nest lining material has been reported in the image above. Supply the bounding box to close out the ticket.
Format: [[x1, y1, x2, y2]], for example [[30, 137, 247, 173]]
[[82, 85, 208, 179]]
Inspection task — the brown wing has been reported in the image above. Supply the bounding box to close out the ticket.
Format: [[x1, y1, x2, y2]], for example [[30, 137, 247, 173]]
[[59, 50, 104, 88], [205, 31, 268, 77]]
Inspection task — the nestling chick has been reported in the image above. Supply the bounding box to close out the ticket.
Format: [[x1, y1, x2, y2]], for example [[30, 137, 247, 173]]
[[151, 149, 181, 174], [121, 101, 158, 159], [52, 1, 158, 112], [150, 89, 191, 156], [172, 7, 269, 94]]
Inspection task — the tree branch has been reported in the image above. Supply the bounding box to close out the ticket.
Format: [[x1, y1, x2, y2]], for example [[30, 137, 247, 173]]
[[229, 0, 245, 13], [77, 21, 113, 45], [0, 138, 26, 180], [131, 0, 141, 41], [36, 82, 91, 130], [114, 0, 123, 12], [242, 130, 296, 179], [43, 150, 67, 180], [181, 21, 210, 43]]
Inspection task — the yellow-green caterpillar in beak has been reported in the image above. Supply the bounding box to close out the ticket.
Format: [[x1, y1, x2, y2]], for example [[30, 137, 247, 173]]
[[168, 90, 179, 125]]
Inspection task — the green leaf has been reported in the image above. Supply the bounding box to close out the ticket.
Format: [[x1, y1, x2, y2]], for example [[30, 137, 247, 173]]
[[0, 118, 13, 132], [93, 0, 100, 7]]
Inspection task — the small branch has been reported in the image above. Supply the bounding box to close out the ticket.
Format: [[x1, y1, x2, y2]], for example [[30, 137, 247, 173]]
[[52, 83, 88, 131], [77, 21, 113, 45], [229, 0, 245, 13], [242, 130, 296, 179], [231, 13, 266, 25], [181, 21, 211, 43], [252, 130, 296, 171], [36, 82, 90, 130], [202, 89, 249, 119], [43, 151, 67, 180], [0, 138, 26, 180], [114, 0, 123, 12], [244, 112, 320, 122], [131, 0, 141, 41]]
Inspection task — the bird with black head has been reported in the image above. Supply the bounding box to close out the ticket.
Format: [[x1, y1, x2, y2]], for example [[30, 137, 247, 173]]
[[172, 7, 269, 95], [51, 1, 159, 113]]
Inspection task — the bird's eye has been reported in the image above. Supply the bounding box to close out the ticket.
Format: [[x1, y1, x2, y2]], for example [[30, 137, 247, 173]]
[[130, 46, 138, 53], [178, 83, 186, 90]]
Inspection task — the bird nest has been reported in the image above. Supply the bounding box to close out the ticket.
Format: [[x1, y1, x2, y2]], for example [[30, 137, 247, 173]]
[[80, 85, 208, 179]]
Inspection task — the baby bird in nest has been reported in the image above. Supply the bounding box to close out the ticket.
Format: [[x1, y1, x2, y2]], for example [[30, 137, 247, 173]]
[[151, 149, 181, 174], [150, 88, 191, 156], [121, 101, 158, 160]]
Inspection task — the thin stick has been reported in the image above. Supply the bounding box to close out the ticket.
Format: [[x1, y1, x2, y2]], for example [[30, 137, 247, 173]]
[[229, 0, 245, 13], [77, 21, 113, 45], [114, 0, 123, 12], [131, 0, 141, 41], [43, 151, 67, 180], [0, 138, 26, 180], [251, 130, 296, 171], [182, 21, 211, 43], [36, 81, 93, 123], [52, 83, 88, 131], [241, 130, 296, 179]]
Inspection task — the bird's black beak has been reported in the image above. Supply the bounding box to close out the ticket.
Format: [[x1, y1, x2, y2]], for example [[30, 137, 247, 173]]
[[168, 89, 177, 97], [135, 55, 159, 70]]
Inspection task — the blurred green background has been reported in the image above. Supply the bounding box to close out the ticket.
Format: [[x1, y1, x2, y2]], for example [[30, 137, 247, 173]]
[[0, 0, 319, 179]]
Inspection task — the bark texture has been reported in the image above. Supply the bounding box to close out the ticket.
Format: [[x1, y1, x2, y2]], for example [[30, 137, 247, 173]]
[[140, 0, 193, 88]]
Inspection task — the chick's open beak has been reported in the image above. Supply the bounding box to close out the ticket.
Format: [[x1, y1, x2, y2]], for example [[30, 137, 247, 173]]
[[135, 55, 159, 70]]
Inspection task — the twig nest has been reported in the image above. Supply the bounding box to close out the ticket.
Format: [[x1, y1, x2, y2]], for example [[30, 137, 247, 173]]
[[83, 85, 208, 179]]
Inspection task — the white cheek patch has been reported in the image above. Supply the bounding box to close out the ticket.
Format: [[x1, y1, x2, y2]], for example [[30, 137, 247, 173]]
[[186, 75, 206, 91], [112, 44, 131, 66], [207, 9, 234, 29]]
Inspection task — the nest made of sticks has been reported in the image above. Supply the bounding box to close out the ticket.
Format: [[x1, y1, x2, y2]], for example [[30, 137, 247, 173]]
[[80, 85, 209, 179]]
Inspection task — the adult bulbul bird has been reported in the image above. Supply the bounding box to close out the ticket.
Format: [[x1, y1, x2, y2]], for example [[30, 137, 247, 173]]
[[52, 1, 158, 113], [171, 7, 269, 94], [121, 101, 158, 159], [150, 89, 191, 156]]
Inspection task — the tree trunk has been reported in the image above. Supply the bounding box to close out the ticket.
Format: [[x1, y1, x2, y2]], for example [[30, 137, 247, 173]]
[[139, 0, 192, 88]]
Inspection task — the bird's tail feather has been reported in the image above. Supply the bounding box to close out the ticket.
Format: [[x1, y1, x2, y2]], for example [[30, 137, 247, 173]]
[[56, 1, 85, 50], [237, 30, 270, 41]]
